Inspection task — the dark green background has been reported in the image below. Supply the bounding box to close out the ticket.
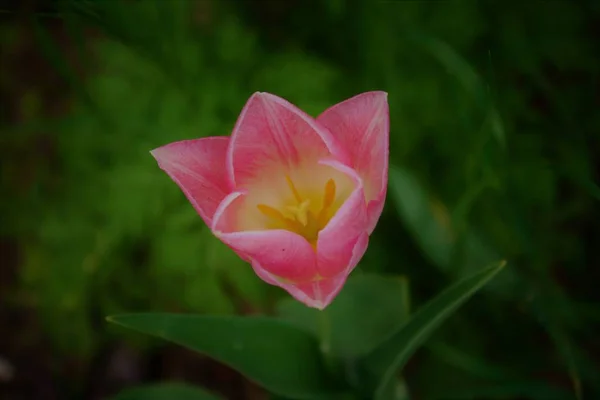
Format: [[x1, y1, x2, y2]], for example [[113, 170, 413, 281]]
[[1, 0, 598, 399]]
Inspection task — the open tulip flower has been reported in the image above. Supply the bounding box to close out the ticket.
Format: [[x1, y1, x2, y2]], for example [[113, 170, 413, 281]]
[[151, 91, 389, 309]]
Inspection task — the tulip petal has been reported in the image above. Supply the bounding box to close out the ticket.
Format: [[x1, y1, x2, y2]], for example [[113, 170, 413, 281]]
[[366, 188, 387, 234], [347, 232, 369, 272], [252, 261, 348, 310], [151, 137, 231, 226], [317, 91, 389, 233], [212, 191, 318, 282], [316, 159, 369, 278], [253, 232, 369, 309], [227, 92, 349, 187]]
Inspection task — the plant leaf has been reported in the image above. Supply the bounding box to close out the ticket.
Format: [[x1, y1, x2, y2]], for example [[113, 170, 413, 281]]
[[107, 314, 340, 399], [388, 166, 454, 269], [363, 261, 505, 399], [388, 166, 520, 299], [277, 274, 410, 358], [446, 381, 573, 400], [111, 382, 222, 400]]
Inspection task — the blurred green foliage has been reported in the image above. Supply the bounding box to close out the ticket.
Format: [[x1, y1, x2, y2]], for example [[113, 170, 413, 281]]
[[112, 382, 222, 400], [1, 0, 599, 399]]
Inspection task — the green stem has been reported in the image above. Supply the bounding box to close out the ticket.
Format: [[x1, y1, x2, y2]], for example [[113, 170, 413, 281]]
[[319, 308, 331, 355]]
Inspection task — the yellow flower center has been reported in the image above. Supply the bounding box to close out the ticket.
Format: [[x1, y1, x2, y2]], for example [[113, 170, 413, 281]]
[[257, 175, 337, 246]]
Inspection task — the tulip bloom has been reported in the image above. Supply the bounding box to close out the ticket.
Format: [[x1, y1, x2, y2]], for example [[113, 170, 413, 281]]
[[151, 91, 389, 309]]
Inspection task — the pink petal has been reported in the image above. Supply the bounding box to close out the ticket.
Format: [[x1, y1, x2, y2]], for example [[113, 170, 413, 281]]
[[253, 233, 369, 309], [317, 91, 389, 233], [212, 191, 318, 282], [227, 92, 349, 187], [151, 137, 231, 226], [366, 186, 387, 233], [252, 261, 348, 310], [347, 232, 369, 272], [316, 160, 369, 278]]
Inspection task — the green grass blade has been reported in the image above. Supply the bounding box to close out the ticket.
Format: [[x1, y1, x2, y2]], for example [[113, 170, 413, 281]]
[[364, 261, 506, 400]]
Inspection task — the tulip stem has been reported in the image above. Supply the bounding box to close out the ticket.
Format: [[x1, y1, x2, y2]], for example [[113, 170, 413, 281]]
[[318, 309, 331, 355]]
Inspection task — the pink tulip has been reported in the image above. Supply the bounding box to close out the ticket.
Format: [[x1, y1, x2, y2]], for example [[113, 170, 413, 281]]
[[151, 92, 389, 309]]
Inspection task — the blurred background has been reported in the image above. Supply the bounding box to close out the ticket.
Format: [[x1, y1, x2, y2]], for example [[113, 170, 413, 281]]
[[1, 0, 599, 399]]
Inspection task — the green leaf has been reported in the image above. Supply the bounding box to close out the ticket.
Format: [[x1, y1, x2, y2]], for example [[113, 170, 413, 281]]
[[388, 166, 520, 299], [530, 293, 589, 400], [107, 314, 340, 399], [277, 274, 410, 358], [447, 381, 573, 400], [111, 382, 222, 400], [363, 261, 505, 400], [426, 341, 515, 381], [388, 166, 454, 269]]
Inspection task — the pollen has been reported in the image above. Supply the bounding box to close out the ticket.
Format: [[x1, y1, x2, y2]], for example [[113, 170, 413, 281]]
[[257, 176, 338, 245], [286, 199, 311, 226]]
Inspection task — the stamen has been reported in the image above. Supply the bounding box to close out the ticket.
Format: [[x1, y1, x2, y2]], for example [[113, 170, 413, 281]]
[[286, 199, 311, 226], [257, 176, 338, 246], [317, 179, 336, 227], [285, 175, 303, 203], [257, 204, 287, 223], [258, 203, 304, 232], [322, 179, 336, 210]]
